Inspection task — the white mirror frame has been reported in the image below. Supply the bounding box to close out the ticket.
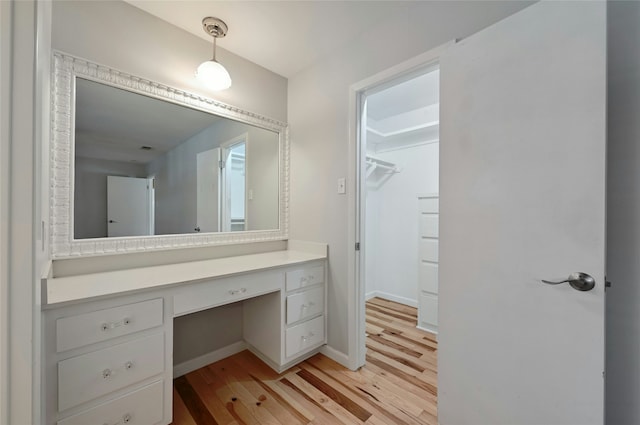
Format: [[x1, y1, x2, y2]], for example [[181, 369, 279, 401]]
[[50, 52, 289, 258]]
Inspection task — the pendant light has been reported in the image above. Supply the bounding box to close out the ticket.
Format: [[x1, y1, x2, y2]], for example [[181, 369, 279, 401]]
[[196, 17, 232, 91]]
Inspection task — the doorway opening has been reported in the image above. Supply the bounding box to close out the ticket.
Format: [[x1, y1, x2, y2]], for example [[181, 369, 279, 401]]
[[221, 139, 247, 232], [353, 59, 441, 383]]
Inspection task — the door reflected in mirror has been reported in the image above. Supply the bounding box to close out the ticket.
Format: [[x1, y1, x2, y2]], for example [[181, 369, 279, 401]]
[[73, 77, 280, 239]]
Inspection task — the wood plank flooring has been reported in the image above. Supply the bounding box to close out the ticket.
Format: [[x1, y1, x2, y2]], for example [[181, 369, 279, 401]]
[[171, 297, 438, 424]]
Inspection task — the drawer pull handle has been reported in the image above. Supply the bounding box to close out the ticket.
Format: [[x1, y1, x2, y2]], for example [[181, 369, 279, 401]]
[[301, 332, 315, 342], [301, 276, 315, 285], [102, 413, 132, 425], [301, 301, 316, 310], [102, 360, 133, 379], [100, 317, 131, 332], [229, 288, 247, 295]]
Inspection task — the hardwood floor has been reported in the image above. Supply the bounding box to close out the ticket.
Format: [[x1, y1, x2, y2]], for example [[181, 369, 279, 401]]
[[171, 297, 438, 424]]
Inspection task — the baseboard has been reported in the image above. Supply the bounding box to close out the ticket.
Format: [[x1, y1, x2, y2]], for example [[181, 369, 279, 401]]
[[365, 291, 378, 301], [367, 290, 418, 308], [320, 345, 351, 369], [173, 341, 247, 378], [416, 325, 439, 338]]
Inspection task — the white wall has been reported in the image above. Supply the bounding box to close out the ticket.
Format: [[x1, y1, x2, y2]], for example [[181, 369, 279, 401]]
[[147, 118, 279, 235], [606, 2, 640, 424], [288, 1, 532, 357], [365, 143, 439, 305], [52, 0, 287, 122], [246, 134, 280, 231]]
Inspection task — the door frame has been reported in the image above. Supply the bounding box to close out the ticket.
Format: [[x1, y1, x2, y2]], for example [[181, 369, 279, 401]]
[[220, 133, 248, 232], [346, 42, 453, 370]]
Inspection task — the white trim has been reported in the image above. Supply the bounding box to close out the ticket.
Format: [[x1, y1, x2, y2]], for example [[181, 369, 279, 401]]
[[365, 291, 418, 308], [347, 42, 453, 372], [220, 133, 248, 232], [319, 345, 351, 370], [173, 341, 247, 378], [34, 2, 52, 424], [416, 325, 439, 336], [50, 52, 290, 258], [0, 2, 12, 422]]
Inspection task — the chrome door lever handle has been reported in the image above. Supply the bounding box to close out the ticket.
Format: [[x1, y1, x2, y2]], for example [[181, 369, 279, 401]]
[[542, 272, 596, 291]]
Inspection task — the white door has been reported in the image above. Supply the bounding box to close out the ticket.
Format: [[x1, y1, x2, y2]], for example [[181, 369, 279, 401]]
[[438, 2, 606, 425], [196, 148, 220, 233], [107, 176, 152, 237]]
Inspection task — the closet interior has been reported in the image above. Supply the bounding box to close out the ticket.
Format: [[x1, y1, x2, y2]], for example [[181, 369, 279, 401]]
[[364, 66, 440, 333]]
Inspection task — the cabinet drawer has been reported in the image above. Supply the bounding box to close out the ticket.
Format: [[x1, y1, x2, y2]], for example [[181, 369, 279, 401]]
[[418, 292, 438, 329], [419, 262, 438, 294], [286, 286, 324, 325], [285, 315, 325, 358], [285, 265, 324, 291], [173, 271, 282, 317], [419, 214, 439, 238], [58, 332, 164, 412], [418, 197, 439, 213], [56, 299, 163, 353], [420, 238, 438, 262], [57, 380, 163, 425]]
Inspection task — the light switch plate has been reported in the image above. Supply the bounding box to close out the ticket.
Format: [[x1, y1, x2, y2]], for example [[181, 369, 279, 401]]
[[337, 178, 346, 194]]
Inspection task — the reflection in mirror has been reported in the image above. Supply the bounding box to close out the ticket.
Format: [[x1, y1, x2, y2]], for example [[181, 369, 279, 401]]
[[74, 77, 280, 239]]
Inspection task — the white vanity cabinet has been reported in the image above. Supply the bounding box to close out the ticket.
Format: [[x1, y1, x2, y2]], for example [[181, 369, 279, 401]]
[[43, 249, 327, 425], [244, 262, 327, 372], [43, 295, 172, 425]]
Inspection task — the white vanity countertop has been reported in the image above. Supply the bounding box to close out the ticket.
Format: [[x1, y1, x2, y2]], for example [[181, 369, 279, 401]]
[[45, 249, 326, 306]]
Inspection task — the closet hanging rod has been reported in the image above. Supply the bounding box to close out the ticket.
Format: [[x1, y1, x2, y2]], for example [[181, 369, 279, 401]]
[[366, 158, 399, 173]]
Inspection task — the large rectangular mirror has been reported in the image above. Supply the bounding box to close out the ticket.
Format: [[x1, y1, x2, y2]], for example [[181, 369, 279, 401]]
[[50, 52, 289, 258]]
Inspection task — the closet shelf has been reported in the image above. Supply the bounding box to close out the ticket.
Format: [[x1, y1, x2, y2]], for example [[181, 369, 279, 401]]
[[366, 120, 439, 138]]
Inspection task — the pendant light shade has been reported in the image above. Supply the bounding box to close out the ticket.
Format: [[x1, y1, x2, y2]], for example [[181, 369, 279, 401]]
[[196, 17, 232, 91], [196, 60, 232, 91]]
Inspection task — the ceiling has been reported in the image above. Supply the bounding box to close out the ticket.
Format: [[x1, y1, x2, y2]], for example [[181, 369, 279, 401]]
[[125, 1, 423, 78], [75, 78, 221, 163], [367, 68, 440, 121]]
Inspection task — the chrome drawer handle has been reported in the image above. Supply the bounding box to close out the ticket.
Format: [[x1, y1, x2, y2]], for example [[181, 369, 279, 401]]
[[301, 301, 316, 310], [101, 317, 131, 332], [102, 413, 132, 425], [229, 288, 247, 295], [102, 361, 133, 379], [301, 332, 315, 342], [301, 275, 315, 285]]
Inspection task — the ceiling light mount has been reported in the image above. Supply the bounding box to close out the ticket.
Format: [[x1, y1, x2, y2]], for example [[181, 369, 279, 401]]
[[202, 17, 228, 39], [196, 16, 232, 91]]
